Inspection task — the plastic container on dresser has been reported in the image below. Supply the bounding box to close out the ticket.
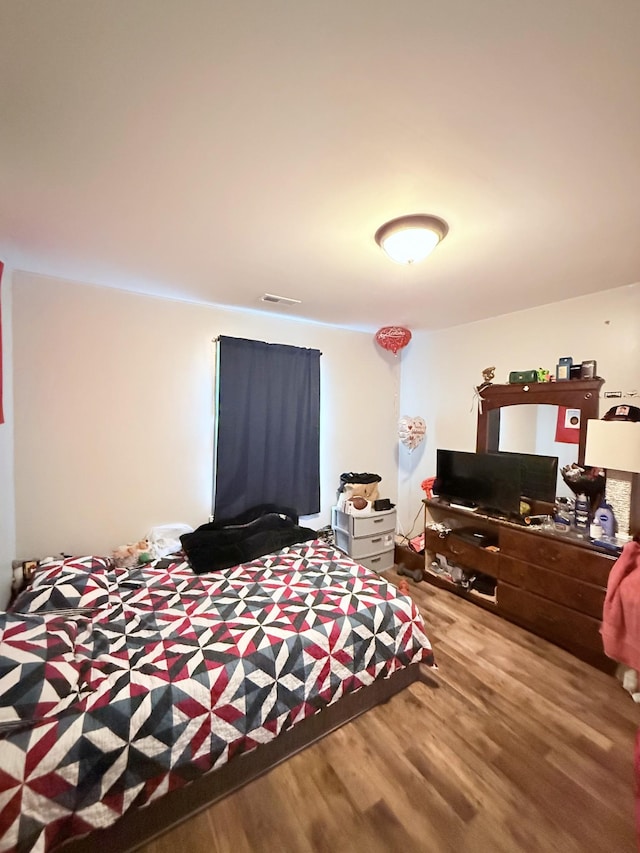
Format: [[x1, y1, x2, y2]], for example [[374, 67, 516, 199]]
[[331, 506, 396, 573]]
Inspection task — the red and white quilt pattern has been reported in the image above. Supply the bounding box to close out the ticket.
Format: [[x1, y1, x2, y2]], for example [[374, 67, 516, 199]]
[[0, 543, 434, 853]]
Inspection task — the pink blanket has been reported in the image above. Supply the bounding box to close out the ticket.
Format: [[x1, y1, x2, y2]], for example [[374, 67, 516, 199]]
[[601, 540, 640, 670]]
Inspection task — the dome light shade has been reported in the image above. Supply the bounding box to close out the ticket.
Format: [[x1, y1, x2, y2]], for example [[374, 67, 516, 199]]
[[375, 214, 449, 264]]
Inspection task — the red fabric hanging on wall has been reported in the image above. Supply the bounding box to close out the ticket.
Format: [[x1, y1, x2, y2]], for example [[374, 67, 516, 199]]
[[0, 261, 4, 425]]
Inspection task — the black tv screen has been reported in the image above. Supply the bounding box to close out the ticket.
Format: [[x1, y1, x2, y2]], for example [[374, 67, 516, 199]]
[[492, 451, 558, 503], [435, 449, 522, 517]]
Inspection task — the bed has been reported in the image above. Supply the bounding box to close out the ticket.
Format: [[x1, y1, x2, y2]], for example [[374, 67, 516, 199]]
[[0, 538, 435, 853]]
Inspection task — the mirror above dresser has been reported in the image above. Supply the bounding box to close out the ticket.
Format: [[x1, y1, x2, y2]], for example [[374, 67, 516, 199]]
[[476, 378, 604, 472]]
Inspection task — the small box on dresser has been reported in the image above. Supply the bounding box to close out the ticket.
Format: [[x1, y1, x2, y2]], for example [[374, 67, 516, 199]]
[[331, 506, 396, 572]]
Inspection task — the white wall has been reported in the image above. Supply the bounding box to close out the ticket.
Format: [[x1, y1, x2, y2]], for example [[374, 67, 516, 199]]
[[398, 282, 640, 535], [13, 273, 401, 558], [11, 273, 640, 562], [0, 267, 15, 607]]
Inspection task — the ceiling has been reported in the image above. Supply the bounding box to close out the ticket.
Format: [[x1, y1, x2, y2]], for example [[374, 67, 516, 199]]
[[1, 1, 639, 332]]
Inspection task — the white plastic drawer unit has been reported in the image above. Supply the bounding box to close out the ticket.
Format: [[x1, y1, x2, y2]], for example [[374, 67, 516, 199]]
[[359, 549, 395, 573], [334, 528, 395, 559], [331, 506, 396, 573], [331, 507, 396, 538]]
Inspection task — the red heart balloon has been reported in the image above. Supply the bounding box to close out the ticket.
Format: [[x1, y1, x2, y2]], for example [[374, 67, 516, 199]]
[[375, 326, 412, 355]]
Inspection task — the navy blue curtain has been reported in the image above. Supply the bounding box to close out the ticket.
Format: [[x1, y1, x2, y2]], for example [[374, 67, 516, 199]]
[[213, 336, 321, 519]]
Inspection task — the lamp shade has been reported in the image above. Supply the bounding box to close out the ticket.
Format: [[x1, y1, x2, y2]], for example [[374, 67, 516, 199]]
[[585, 421, 640, 473], [375, 214, 448, 264]]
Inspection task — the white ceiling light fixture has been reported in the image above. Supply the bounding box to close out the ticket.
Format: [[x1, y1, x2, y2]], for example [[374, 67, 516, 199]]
[[375, 214, 449, 265]]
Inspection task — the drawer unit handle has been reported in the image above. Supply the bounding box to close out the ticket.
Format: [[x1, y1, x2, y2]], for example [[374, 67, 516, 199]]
[[370, 556, 381, 563], [373, 518, 384, 524], [372, 537, 382, 544]]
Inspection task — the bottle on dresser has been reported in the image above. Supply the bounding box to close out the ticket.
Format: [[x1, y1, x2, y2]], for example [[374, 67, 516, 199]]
[[573, 493, 590, 532], [593, 502, 616, 539]]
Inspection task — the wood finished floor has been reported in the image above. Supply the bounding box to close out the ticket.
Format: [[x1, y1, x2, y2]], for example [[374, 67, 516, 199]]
[[139, 567, 638, 853]]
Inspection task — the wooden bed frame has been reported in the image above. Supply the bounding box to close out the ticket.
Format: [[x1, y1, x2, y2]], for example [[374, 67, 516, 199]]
[[59, 663, 435, 853]]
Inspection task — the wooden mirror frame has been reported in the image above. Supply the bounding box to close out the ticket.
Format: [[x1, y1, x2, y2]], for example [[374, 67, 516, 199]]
[[476, 378, 604, 466]]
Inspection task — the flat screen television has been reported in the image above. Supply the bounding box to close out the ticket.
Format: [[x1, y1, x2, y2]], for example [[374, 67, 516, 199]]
[[435, 449, 522, 518], [491, 450, 558, 504]]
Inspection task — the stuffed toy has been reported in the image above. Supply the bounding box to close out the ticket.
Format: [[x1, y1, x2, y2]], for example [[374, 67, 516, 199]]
[[112, 539, 153, 568], [398, 579, 411, 596]]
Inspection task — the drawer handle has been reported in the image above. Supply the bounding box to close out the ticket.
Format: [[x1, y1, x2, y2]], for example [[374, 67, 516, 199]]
[[371, 537, 382, 544], [373, 518, 384, 524], [370, 556, 381, 563]]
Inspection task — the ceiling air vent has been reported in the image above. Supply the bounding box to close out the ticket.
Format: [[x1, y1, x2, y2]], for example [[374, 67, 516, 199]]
[[261, 293, 302, 306]]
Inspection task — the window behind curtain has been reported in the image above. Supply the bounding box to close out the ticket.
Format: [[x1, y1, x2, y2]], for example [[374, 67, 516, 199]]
[[213, 336, 321, 520]]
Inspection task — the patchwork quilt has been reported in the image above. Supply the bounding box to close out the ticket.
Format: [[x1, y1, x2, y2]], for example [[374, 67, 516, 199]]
[[0, 542, 434, 853]]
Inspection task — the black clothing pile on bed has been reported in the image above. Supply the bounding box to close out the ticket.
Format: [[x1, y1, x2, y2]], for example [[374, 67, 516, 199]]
[[181, 507, 317, 574]]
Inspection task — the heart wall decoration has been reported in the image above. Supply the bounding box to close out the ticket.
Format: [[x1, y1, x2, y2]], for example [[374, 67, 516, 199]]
[[398, 415, 427, 452]]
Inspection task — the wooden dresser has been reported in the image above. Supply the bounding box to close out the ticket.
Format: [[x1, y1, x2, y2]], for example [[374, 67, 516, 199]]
[[421, 498, 617, 672]]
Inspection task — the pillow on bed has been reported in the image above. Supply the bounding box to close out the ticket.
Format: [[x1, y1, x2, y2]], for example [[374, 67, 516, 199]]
[[0, 613, 82, 729], [32, 555, 113, 587], [9, 569, 115, 615]]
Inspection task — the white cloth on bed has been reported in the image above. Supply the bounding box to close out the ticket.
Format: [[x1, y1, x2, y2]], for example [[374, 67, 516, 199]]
[[146, 523, 194, 558]]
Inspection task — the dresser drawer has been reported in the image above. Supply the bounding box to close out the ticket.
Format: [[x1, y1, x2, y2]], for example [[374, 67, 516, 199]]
[[499, 555, 606, 619], [424, 527, 449, 554], [498, 583, 605, 654], [499, 528, 614, 586], [335, 528, 395, 560], [424, 528, 500, 577]]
